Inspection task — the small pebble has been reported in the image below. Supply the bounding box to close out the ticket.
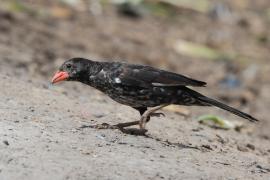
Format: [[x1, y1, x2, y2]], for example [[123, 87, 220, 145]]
[[246, 143, 255, 150], [93, 113, 105, 118], [237, 145, 249, 152], [202, 144, 213, 151], [96, 134, 105, 140], [3, 140, 9, 146]]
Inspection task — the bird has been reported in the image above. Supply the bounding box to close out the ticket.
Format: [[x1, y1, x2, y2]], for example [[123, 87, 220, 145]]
[[51, 57, 258, 132]]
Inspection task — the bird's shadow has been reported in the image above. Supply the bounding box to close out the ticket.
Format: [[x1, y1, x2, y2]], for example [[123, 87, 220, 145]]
[[78, 124, 208, 152], [119, 128, 148, 136], [78, 124, 148, 136]]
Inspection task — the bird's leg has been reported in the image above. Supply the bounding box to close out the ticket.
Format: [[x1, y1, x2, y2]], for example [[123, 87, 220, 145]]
[[139, 104, 169, 129], [88, 123, 118, 129], [89, 121, 139, 129], [149, 112, 165, 117], [114, 121, 140, 128], [89, 121, 141, 130], [87, 105, 167, 131], [135, 107, 165, 122]]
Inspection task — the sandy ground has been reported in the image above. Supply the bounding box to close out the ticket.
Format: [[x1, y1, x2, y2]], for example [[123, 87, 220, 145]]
[[0, 72, 269, 180], [0, 1, 270, 179]]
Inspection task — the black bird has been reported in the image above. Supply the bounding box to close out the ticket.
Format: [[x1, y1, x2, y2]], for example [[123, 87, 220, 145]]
[[51, 58, 258, 131]]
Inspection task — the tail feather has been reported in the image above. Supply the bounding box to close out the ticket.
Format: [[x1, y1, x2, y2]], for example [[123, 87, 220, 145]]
[[197, 96, 258, 122]]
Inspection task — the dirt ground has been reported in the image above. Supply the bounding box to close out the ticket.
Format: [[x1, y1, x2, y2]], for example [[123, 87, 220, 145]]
[[0, 0, 269, 179]]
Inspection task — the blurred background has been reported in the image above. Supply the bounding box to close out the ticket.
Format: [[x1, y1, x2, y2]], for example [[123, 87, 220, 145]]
[[0, 0, 269, 137]]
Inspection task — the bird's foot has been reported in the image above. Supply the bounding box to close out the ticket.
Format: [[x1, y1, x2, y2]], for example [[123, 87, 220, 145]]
[[139, 115, 148, 129], [150, 112, 165, 118], [89, 123, 119, 129], [80, 122, 148, 136], [138, 112, 165, 129], [120, 128, 148, 136], [86, 121, 141, 130]]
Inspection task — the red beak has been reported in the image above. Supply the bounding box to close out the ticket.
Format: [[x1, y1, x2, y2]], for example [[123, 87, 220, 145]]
[[51, 71, 69, 84]]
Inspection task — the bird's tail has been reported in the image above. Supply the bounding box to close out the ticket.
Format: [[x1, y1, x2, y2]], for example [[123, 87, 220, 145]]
[[197, 96, 258, 122], [185, 87, 258, 122]]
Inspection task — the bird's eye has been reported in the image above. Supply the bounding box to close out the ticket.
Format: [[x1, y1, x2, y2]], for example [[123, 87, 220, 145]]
[[66, 64, 72, 69]]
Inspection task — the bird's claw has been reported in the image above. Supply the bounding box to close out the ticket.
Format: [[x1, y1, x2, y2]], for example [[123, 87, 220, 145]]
[[90, 123, 118, 129], [150, 112, 165, 117]]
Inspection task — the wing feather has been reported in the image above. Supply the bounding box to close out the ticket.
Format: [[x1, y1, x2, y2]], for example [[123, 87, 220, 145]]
[[116, 64, 206, 88]]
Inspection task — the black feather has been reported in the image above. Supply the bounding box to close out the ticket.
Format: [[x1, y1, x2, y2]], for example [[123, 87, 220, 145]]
[[184, 87, 258, 122], [55, 58, 258, 123], [117, 64, 206, 88]]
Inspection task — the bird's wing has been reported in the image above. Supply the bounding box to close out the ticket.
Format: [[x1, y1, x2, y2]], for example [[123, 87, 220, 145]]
[[115, 64, 206, 88]]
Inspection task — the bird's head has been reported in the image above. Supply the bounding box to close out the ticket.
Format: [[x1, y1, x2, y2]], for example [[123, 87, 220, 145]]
[[51, 58, 97, 84]]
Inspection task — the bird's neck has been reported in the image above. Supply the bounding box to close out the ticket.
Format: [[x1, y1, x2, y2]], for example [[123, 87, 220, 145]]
[[78, 61, 104, 84], [88, 61, 104, 75]]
